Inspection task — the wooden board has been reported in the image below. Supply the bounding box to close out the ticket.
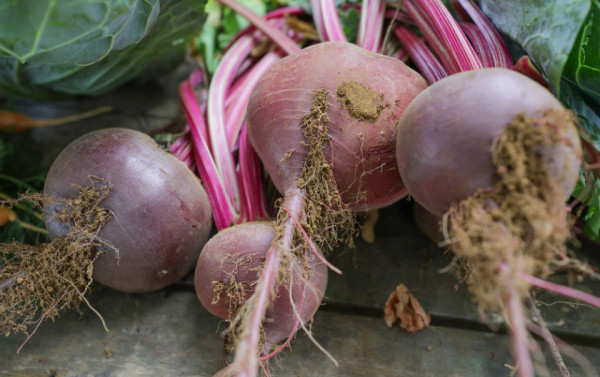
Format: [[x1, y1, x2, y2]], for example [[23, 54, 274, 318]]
[[1, 288, 599, 377], [324, 201, 600, 342], [1, 201, 599, 376]]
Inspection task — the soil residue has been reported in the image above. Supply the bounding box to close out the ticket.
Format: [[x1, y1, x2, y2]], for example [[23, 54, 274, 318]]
[[446, 109, 577, 311], [337, 81, 388, 123], [0, 177, 115, 336], [297, 89, 356, 250]]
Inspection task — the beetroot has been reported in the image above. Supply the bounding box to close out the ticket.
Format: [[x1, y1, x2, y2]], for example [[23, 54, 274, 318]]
[[396, 68, 580, 217], [194, 222, 327, 352], [44, 128, 212, 293], [212, 41, 427, 376], [248, 41, 428, 211], [396, 68, 583, 377]]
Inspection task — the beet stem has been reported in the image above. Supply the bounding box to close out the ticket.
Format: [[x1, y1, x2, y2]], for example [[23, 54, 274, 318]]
[[17, 290, 68, 354], [259, 273, 305, 361], [520, 273, 600, 309], [219, 189, 305, 377], [527, 322, 599, 377], [504, 268, 535, 377], [216, 0, 300, 55], [282, 207, 342, 275]]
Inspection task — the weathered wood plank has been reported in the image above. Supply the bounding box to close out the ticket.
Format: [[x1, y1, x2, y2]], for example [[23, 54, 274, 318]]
[[325, 201, 600, 340], [1, 288, 598, 377]]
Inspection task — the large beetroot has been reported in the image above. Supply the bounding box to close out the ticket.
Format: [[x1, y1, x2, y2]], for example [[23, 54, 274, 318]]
[[249, 41, 428, 211], [397, 68, 580, 217], [1, 128, 212, 339], [44, 128, 213, 293], [396, 68, 583, 377]]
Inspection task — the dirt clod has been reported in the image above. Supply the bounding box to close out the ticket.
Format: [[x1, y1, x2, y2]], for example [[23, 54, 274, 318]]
[[337, 81, 388, 123]]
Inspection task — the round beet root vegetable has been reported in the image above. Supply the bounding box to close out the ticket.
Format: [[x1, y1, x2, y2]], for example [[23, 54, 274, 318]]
[[44, 128, 212, 293], [396, 68, 583, 377], [249, 41, 428, 211], [397, 68, 580, 218], [195, 222, 327, 353]]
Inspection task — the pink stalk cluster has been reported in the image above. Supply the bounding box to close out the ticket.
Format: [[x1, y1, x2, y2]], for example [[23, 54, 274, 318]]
[[171, 7, 308, 230]]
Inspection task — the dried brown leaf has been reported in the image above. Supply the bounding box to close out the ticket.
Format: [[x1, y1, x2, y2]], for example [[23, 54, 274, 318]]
[[384, 284, 431, 334]]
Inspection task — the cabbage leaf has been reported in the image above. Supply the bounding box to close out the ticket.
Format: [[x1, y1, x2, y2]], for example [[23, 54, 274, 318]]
[[0, 0, 205, 99]]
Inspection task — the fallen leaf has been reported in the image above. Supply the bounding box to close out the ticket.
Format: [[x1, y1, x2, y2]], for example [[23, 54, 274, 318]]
[[384, 284, 431, 334]]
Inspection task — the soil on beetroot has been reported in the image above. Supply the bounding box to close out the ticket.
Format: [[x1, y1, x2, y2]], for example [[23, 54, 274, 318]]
[[336, 81, 389, 123], [446, 109, 579, 311], [0, 177, 115, 336], [296, 88, 356, 250]]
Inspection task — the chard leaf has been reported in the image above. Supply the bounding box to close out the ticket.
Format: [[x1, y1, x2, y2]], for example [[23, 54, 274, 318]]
[[339, 6, 360, 44], [0, 0, 159, 65]]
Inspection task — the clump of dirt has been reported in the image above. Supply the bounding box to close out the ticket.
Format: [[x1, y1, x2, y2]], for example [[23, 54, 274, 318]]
[[0, 177, 115, 336], [337, 81, 388, 123], [446, 110, 576, 311]]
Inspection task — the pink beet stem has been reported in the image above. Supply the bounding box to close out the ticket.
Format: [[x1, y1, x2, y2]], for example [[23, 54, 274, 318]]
[[453, 0, 512, 68], [403, 0, 483, 73], [520, 272, 600, 309], [180, 80, 238, 229], [224, 51, 281, 149], [394, 25, 448, 83], [259, 276, 305, 361], [216, 0, 300, 55], [238, 124, 269, 222], [357, 0, 385, 52], [460, 22, 495, 67], [217, 189, 306, 377], [505, 278, 535, 377], [282, 207, 343, 275], [17, 290, 68, 353], [527, 322, 599, 377]]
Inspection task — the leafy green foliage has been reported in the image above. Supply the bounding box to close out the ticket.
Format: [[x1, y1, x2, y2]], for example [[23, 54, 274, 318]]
[[195, 0, 268, 74], [339, 6, 361, 44], [480, 0, 591, 95], [563, 1, 600, 108], [0, 0, 205, 99]]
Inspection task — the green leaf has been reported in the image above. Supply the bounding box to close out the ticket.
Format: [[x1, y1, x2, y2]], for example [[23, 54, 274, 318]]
[[480, 0, 591, 95], [560, 79, 600, 151], [563, 0, 600, 106], [0, 0, 205, 99], [0, 0, 159, 65], [573, 172, 600, 242], [339, 6, 360, 44]]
